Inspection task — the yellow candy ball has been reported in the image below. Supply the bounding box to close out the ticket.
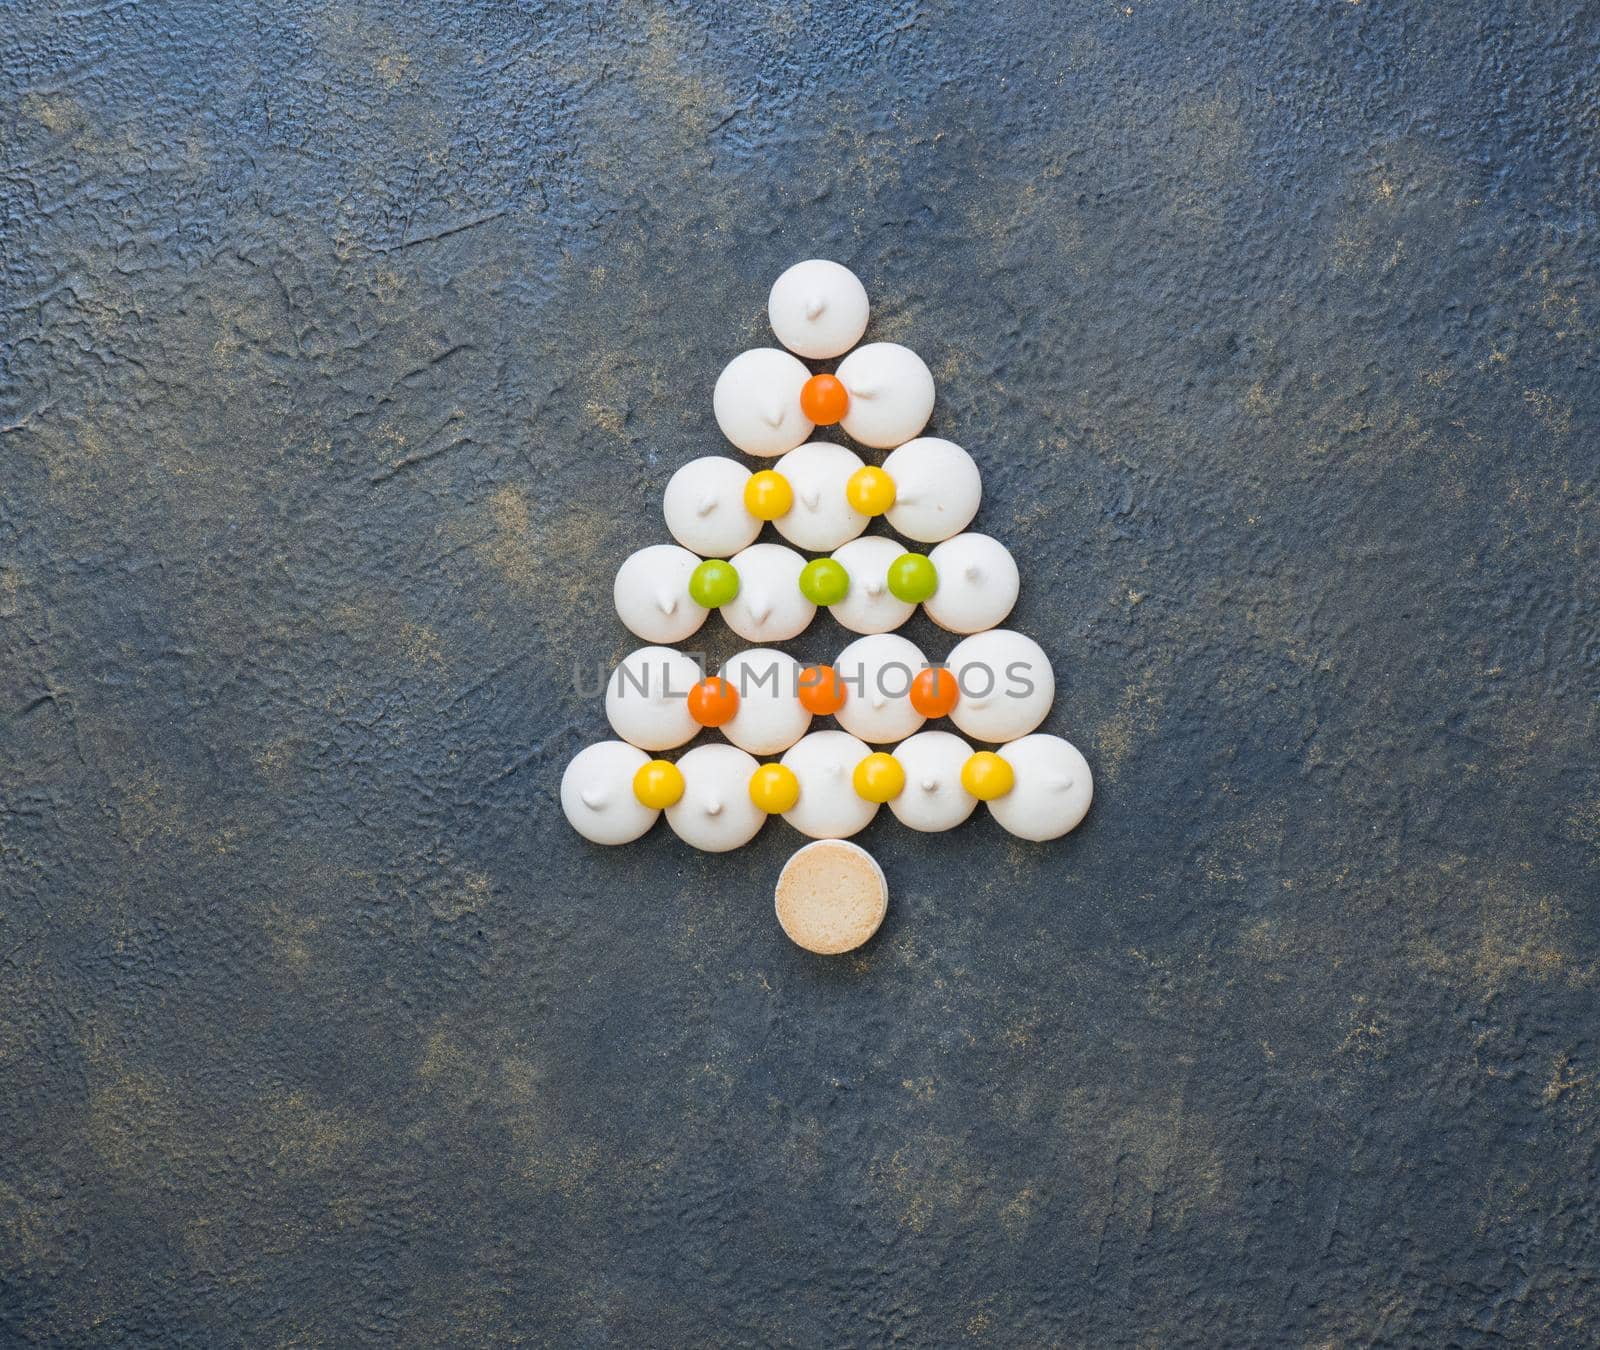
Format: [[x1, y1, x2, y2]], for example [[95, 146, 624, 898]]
[[744, 470, 794, 521], [633, 758, 685, 809], [852, 751, 906, 803], [845, 465, 897, 517], [748, 762, 801, 813], [960, 751, 1014, 801]]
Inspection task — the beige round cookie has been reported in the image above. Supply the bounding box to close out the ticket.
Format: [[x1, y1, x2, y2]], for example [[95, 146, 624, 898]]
[[774, 839, 888, 956]]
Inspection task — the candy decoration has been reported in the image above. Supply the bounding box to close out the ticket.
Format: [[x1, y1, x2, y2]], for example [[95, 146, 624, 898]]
[[772, 442, 867, 552], [768, 260, 870, 360], [886, 552, 938, 604], [605, 647, 702, 751], [665, 744, 765, 851], [686, 675, 740, 727], [720, 649, 810, 755], [561, 741, 657, 845], [744, 469, 793, 521], [797, 664, 848, 716], [835, 342, 935, 449], [799, 557, 850, 607], [632, 758, 686, 809], [748, 762, 802, 814], [845, 465, 896, 517], [923, 533, 1018, 634], [888, 731, 977, 832], [909, 666, 960, 719], [960, 750, 1015, 801], [852, 751, 905, 803], [688, 558, 740, 609], [713, 348, 814, 457], [987, 734, 1094, 841], [663, 456, 760, 557], [882, 438, 982, 543], [614, 544, 708, 644], [799, 373, 849, 426]]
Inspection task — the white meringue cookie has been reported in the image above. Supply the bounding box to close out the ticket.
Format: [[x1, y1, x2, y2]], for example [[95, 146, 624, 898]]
[[722, 542, 815, 643], [835, 343, 935, 449], [613, 544, 708, 644], [713, 348, 814, 457], [781, 731, 878, 839], [989, 734, 1094, 841], [881, 438, 981, 543], [720, 648, 811, 755], [945, 629, 1054, 743], [771, 442, 868, 552], [666, 743, 765, 851], [768, 260, 870, 360], [829, 535, 915, 635], [833, 632, 927, 745], [560, 741, 657, 845], [663, 456, 760, 557], [887, 731, 977, 833], [923, 533, 1019, 634], [604, 646, 703, 751]]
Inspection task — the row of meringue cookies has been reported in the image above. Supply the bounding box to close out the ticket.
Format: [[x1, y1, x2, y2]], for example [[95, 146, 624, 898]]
[[562, 731, 1092, 850], [717, 259, 935, 456], [604, 632, 1052, 754], [663, 439, 981, 557], [616, 532, 1018, 645]]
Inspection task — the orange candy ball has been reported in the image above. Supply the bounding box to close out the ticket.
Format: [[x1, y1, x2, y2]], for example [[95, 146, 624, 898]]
[[687, 675, 740, 727], [909, 666, 960, 719], [799, 373, 849, 426], [797, 664, 848, 716]]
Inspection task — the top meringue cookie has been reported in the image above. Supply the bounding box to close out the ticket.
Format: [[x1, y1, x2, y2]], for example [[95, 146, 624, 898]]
[[768, 259, 870, 359]]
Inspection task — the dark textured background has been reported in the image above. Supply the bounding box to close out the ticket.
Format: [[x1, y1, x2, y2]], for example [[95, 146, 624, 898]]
[[3, 1, 1598, 1345]]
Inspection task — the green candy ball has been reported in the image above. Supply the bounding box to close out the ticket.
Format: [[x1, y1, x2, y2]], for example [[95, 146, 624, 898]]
[[798, 557, 850, 607], [886, 552, 938, 604], [689, 559, 740, 609]]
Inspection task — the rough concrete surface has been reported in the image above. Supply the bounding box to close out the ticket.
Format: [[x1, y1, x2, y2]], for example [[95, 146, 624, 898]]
[[2, 1, 1598, 1345]]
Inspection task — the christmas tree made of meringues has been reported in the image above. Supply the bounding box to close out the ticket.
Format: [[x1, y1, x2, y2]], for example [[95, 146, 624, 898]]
[[562, 259, 1093, 878]]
